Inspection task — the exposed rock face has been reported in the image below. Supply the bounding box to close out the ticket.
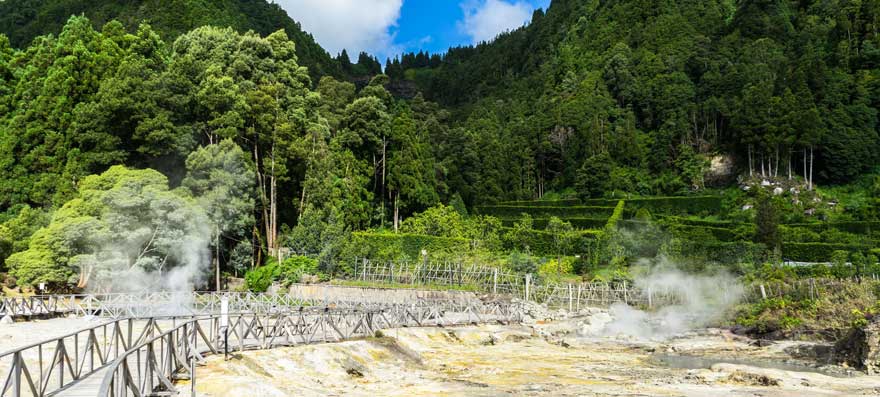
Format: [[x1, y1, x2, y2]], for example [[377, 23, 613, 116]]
[[705, 154, 736, 186], [835, 317, 880, 374]]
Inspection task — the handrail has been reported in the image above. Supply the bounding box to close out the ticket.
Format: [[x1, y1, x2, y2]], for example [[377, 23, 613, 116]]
[[96, 302, 522, 397]]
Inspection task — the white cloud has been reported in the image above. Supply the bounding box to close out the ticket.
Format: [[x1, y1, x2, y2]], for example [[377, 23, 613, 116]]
[[459, 0, 534, 44], [275, 0, 403, 61]]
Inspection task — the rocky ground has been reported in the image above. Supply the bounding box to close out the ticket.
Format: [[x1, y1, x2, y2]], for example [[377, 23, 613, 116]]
[[186, 309, 880, 396]]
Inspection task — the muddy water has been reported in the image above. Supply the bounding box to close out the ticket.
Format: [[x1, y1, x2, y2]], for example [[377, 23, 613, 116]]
[[187, 324, 880, 396], [652, 353, 857, 378]]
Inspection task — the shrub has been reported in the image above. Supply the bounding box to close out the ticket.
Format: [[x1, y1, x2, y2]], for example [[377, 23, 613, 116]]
[[507, 251, 537, 274], [244, 256, 321, 292], [245, 262, 277, 292], [500, 227, 600, 256]]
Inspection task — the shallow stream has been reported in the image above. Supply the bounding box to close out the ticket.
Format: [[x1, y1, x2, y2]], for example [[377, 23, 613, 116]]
[[652, 353, 859, 378]]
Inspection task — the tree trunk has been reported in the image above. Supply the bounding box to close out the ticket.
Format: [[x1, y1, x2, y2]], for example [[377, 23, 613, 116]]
[[268, 137, 278, 258], [760, 153, 765, 177], [788, 148, 792, 180], [748, 145, 753, 177], [215, 229, 221, 291], [803, 147, 807, 186], [393, 192, 400, 232], [809, 146, 814, 191], [774, 146, 779, 178], [381, 136, 387, 227]]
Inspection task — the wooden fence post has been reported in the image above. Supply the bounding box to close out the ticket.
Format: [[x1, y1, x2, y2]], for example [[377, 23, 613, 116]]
[[568, 284, 573, 312], [525, 274, 531, 301], [362, 258, 367, 281], [493, 268, 498, 294]]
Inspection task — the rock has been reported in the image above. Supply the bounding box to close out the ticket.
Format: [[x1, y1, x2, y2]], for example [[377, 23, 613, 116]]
[[577, 311, 613, 336], [0, 315, 13, 324], [761, 180, 772, 186], [742, 205, 753, 211], [773, 187, 784, 196], [835, 316, 880, 374], [299, 274, 320, 284], [705, 155, 736, 186]]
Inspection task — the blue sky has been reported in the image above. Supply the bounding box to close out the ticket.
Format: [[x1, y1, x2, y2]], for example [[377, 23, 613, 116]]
[[275, 0, 551, 62]]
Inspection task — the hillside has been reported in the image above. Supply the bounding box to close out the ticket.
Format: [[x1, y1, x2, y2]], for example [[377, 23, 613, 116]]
[[0, 0, 343, 78], [391, 0, 880, 202]]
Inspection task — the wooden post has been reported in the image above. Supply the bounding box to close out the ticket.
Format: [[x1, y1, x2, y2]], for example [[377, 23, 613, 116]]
[[568, 284, 573, 312], [525, 274, 531, 301], [623, 281, 628, 304], [362, 258, 367, 281], [760, 284, 767, 300], [493, 268, 498, 294], [648, 287, 653, 308], [576, 284, 582, 311]]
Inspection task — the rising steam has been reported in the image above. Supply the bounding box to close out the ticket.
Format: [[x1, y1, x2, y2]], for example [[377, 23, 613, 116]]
[[589, 257, 744, 339]]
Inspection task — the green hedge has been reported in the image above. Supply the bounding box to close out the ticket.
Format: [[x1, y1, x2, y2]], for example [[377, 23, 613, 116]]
[[784, 221, 880, 235], [497, 199, 581, 207], [500, 217, 608, 230], [475, 205, 615, 219], [500, 227, 601, 256], [782, 243, 877, 262], [349, 232, 473, 261], [667, 224, 743, 242], [670, 241, 767, 264], [655, 215, 745, 228], [605, 200, 626, 231], [583, 196, 722, 215]]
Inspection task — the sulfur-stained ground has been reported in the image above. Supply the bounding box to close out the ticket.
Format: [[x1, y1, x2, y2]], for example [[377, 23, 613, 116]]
[[186, 322, 880, 396]]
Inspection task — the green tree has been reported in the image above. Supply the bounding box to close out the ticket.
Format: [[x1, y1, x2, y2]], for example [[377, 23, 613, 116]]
[[576, 152, 613, 199], [182, 139, 256, 289], [7, 166, 210, 291], [546, 217, 574, 275], [754, 192, 780, 254]]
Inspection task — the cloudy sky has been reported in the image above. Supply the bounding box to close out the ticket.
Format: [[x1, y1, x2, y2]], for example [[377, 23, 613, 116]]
[[275, 0, 550, 62]]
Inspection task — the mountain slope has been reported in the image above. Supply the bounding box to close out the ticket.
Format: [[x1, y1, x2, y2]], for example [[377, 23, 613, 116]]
[[394, 0, 880, 198], [0, 0, 342, 78]]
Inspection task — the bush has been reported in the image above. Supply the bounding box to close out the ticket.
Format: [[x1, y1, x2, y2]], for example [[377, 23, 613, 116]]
[[539, 257, 575, 276], [244, 256, 321, 292], [499, 227, 600, 256], [507, 251, 537, 274], [244, 263, 276, 292]]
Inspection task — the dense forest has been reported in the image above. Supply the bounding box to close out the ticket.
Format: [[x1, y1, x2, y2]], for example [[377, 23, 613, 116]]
[[0, 0, 878, 292]]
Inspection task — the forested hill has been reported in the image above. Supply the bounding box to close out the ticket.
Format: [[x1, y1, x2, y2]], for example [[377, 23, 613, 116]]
[[0, 0, 343, 78], [390, 0, 880, 193]]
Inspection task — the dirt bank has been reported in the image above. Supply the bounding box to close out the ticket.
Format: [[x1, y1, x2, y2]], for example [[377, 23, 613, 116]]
[[187, 320, 880, 396]]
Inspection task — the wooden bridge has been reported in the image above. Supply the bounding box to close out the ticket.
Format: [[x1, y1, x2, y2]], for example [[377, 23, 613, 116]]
[[0, 293, 524, 397]]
